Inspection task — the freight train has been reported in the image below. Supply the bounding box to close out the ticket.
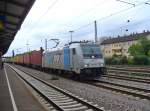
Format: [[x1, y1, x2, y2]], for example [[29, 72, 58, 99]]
[[8, 41, 106, 79]]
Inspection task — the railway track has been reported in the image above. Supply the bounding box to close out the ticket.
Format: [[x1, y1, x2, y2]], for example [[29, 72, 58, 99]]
[[8, 64, 150, 107], [88, 79, 150, 100], [7, 64, 106, 111], [103, 74, 150, 84], [107, 69, 150, 78], [107, 66, 150, 73], [107, 65, 150, 69]]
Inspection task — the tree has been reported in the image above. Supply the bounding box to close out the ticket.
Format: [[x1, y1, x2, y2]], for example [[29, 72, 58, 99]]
[[148, 50, 150, 57], [128, 43, 144, 56], [133, 55, 149, 65], [128, 37, 150, 65], [128, 38, 150, 56], [140, 38, 150, 56]]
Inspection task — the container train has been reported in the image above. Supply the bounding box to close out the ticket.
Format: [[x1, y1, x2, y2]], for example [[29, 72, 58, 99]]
[[8, 41, 106, 79]]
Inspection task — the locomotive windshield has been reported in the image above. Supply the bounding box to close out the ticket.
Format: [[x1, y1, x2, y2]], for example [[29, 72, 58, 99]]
[[81, 44, 102, 58]]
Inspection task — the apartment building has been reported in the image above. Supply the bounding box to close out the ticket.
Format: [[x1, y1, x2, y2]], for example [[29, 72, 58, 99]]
[[100, 32, 150, 57]]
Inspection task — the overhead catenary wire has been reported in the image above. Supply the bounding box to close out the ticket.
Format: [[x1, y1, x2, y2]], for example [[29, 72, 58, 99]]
[[101, 17, 150, 36], [28, 0, 60, 32], [43, 0, 150, 46], [116, 0, 135, 6], [8, 0, 150, 56], [27, 0, 111, 39], [24, 0, 150, 39], [73, 0, 150, 32], [58, 0, 107, 27]]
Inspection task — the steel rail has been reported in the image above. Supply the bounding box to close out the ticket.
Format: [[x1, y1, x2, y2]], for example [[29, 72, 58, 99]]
[[88, 80, 150, 100], [8, 64, 106, 111], [103, 74, 150, 84]]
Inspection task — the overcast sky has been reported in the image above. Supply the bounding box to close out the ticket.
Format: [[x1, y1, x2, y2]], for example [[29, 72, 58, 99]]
[[4, 0, 150, 56]]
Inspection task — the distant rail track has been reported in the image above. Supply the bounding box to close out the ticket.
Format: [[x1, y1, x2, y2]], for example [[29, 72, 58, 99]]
[[89, 80, 150, 100], [107, 67, 150, 78], [107, 66, 150, 73], [106, 66, 150, 83], [8, 64, 106, 111], [103, 74, 150, 84]]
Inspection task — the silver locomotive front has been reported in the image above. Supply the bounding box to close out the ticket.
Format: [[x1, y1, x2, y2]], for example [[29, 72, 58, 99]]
[[70, 42, 106, 79]]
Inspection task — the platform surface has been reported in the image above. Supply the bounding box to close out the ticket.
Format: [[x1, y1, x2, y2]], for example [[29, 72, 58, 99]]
[[0, 65, 46, 111]]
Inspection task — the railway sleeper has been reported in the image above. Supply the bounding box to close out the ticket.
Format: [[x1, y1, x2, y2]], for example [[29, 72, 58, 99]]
[[56, 101, 78, 106], [52, 99, 74, 103], [60, 103, 83, 108], [62, 106, 88, 111]]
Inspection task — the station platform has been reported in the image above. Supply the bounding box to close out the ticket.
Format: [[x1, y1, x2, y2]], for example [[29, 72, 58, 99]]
[[0, 65, 46, 111], [0, 68, 13, 111]]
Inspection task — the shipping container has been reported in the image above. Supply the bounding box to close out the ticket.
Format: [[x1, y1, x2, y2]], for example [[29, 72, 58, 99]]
[[30, 49, 43, 67], [18, 54, 24, 64], [23, 52, 30, 65]]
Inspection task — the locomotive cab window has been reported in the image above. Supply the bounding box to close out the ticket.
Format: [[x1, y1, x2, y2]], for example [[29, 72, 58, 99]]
[[81, 44, 102, 58]]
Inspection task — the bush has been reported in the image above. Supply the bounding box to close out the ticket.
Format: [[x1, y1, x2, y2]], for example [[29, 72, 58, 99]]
[[120, 56, 128, 64], [111, 58, 120, 65], [148, 57, 150, 65], [104, 57, 112, 65], [105, 55, 150, 65], [105, 56, 128, 65], [127, 57, 134, 65], [133, 55, 149, 65]]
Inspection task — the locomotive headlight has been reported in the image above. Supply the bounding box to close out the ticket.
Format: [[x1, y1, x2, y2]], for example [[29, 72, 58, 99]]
[[84, 64, 89, 67], [100, 63, 104, 66], [84, 64, 87, 67]]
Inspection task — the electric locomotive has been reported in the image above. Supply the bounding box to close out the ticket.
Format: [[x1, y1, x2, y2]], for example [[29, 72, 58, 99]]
[[42, 41, 106, 79]]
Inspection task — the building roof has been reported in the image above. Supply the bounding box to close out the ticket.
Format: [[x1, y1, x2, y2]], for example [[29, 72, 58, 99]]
[[101, 32, 150, 45], [0, 0, 35, 55]]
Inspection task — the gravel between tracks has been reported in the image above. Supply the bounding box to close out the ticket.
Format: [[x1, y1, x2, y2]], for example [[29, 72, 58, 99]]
[[14, 65, 150, 111]]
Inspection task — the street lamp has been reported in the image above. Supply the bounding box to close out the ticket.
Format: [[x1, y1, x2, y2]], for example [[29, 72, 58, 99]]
[[69, 30, 74, 42]]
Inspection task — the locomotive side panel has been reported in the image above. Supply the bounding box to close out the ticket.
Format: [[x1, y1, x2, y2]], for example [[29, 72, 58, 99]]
[[69, 48, 81, 74], [42, 52, 53, 68], [63, 48, 70, 70], [43, 50, 64, 70], [51, 50, 64, 70]]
